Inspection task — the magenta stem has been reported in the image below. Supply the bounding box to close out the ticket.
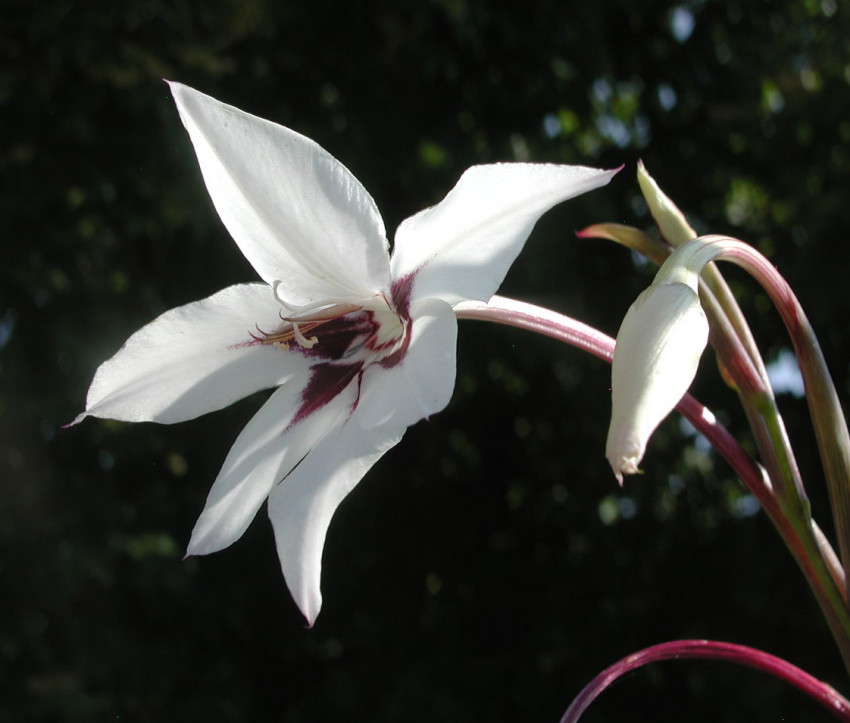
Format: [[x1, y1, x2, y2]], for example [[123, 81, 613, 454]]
[[701, 236, 850, 595], [560, 639, 850, 722], [455, 295, 848, 666], [457, 296, 781, 513], [454, 296, 774, 521]]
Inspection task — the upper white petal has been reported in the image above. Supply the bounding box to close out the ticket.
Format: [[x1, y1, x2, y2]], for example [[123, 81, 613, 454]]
[[267, 417, 404, 625], [187, 371, 360, 556], [356, 298, 457, 430], [168, 82, 391, 305], [76, 284, 308, 425], [391, 163, 619, 305]]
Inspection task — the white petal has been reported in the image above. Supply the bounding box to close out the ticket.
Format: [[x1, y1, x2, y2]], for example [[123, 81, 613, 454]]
[[76, 284, 307, 424], [267, 417, 404, 625], [391, 163, 619, 305], [168, 82, 391, 305], [187, 370, 360, 556], [356, 298, 457, 430], [606, 281, 709, 482]]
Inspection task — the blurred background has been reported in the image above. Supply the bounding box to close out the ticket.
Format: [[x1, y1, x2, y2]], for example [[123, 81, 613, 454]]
[[3, 0, 850, 720]]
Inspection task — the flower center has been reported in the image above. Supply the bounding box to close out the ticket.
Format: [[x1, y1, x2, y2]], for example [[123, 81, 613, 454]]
[[253, 293, 409, 365]]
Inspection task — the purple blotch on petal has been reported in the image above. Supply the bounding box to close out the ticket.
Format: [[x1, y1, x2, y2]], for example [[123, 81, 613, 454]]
[[390, 272, 415, 317], [289, 362, 363, 428]]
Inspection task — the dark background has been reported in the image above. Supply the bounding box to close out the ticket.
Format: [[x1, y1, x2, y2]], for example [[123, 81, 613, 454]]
[[3, 0, 850, 720]]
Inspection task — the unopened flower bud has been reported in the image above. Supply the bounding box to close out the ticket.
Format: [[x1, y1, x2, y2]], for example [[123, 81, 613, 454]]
[[606, 277, 709, 483]]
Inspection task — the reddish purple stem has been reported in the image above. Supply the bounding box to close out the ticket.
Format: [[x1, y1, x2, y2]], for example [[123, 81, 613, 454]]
[[456, 296, 850, 718], [454, 296, 769, 507], [455, 295, 838, 596], [560, 639, 850, 722]]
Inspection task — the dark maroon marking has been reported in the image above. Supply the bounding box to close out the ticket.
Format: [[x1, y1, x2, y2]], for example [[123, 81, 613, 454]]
[[228, 336, 267, 350], [298, 312, 376, 361], [349, 368, 366, 416], [390, 272, 415, 318], [374, 272, 416, 368], [288, 361, 364, 428], [377, 326, 411, 369]]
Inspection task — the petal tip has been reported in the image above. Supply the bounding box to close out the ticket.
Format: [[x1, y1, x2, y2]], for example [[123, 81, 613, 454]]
[[185, 532, 217, 558], [61, 412, 87, 429], [298, 597, 321, 629], [608, 456, 643, 486]]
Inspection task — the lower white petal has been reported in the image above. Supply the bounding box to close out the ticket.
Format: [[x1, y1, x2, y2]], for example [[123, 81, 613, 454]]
[[77, 284, 307, 424], [187, 369, 360, 556], [267, 417, 404, 626], [356, 297, 457, 430]]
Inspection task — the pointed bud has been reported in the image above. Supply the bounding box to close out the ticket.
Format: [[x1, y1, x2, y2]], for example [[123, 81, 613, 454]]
[[606, 276, 709, 483], [637, 160, 697, 247]]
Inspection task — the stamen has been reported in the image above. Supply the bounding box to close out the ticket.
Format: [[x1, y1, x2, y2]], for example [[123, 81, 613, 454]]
[[291, 323, 319, 349], [249, 322, 273, 342], [280, 303, 364, 324], [251, 290, 409, 361]]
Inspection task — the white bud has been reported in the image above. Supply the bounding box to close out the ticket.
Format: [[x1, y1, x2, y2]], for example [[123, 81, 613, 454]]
[[606, 279, 709, 483]]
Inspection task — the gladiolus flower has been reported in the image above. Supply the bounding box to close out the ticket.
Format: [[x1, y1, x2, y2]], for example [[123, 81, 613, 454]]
[[74, 82, 618, 623]]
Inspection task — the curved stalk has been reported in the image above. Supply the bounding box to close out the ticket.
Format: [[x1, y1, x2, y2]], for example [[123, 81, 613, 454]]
[[456, 296, 850, 674], [669, 236, 850, 599], [559, 640, 850, 722], [579, 225, 805, 504]]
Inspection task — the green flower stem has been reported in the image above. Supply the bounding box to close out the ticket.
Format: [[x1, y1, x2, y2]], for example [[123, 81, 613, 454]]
[[700, 259, 771, 387], [817, 520, 848, 599], [456, 295, 850, 675], [686, 384, 850, 676], [698, 280, 808, 507], [670, 236, 850, 603]]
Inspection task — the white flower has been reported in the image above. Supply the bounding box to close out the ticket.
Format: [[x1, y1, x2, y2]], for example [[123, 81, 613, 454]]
[[606, 267, 709, 483], [75, 82, 617, 624]]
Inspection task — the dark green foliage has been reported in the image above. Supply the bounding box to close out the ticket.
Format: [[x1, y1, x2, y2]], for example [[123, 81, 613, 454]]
[[2, 0, 849, 719]]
